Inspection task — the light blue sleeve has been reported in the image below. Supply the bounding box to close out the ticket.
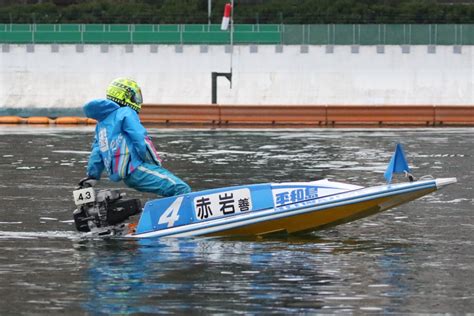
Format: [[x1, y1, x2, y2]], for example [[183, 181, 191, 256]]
[[87, 135, 105, 180], [122, 108, 148, 160]]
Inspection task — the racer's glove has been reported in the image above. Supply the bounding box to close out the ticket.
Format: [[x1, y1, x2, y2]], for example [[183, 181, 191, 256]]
[[78, 176, 97, 188]]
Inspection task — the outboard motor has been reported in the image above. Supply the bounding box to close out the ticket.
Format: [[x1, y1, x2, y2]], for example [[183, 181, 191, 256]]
[[72, 182, 141, 234]]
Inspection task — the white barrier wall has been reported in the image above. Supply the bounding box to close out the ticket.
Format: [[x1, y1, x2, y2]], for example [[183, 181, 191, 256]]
[[0, 44, 472, 108]]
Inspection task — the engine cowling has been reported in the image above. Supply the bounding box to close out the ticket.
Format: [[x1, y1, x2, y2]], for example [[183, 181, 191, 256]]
[[73, 189, 141, 233]]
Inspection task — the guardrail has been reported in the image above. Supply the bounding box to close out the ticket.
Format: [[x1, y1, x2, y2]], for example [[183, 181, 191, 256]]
[[139, 105, 474, 126], [3, 105, 472, 126], [1, 24, 473, 45]]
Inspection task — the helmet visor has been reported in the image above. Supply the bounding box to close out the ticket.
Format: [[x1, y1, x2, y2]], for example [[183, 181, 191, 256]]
[[131, 88, 143, 106]]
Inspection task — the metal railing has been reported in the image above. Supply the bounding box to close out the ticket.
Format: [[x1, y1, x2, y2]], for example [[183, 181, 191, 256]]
[[0, 24, 472, 45]]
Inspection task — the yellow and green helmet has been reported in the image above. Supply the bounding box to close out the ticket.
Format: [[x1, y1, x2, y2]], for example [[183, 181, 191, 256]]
[[106, 77, 143, 112]]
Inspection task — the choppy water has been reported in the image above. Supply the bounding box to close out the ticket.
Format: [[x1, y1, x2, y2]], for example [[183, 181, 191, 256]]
[[0, 126, 472, 314]]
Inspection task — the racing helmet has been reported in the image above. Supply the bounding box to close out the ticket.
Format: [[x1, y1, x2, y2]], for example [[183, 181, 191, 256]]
[[106, 77, 143, 113]]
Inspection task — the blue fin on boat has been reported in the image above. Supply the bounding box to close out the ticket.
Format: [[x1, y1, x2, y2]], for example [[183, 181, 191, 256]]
[[384, 143, 411, 184]]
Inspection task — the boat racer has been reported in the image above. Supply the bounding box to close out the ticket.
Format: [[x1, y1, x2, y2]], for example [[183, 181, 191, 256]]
[[79, 77, 191, 197]]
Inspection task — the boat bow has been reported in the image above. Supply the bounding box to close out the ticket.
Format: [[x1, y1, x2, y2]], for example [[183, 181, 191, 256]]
[[435, 177, 458, 189]]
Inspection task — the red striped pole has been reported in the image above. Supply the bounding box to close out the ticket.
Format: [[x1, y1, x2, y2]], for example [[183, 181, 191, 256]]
[[221, 3, 232, 30]]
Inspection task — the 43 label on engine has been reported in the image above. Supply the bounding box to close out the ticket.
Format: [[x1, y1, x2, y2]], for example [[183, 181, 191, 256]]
[[73, 187, 96, 206]]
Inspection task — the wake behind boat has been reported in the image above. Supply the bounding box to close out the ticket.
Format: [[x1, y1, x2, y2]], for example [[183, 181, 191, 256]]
[[72, 145, 457, 238]]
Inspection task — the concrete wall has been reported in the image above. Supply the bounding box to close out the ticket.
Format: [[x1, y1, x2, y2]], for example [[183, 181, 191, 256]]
[[0, 44, 472, 109]]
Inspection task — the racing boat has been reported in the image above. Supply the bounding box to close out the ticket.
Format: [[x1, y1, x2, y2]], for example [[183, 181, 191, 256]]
[[72, 145, 457, 238]]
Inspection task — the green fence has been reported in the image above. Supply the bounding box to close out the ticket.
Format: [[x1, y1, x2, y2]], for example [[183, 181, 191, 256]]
[[0, 24, 472, 45]]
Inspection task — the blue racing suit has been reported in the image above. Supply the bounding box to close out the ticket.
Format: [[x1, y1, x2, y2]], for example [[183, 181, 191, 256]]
[[83, 99, 191, 197]]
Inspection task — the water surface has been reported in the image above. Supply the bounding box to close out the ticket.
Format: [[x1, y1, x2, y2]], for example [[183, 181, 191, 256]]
[[0, 126, 472, 314]]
